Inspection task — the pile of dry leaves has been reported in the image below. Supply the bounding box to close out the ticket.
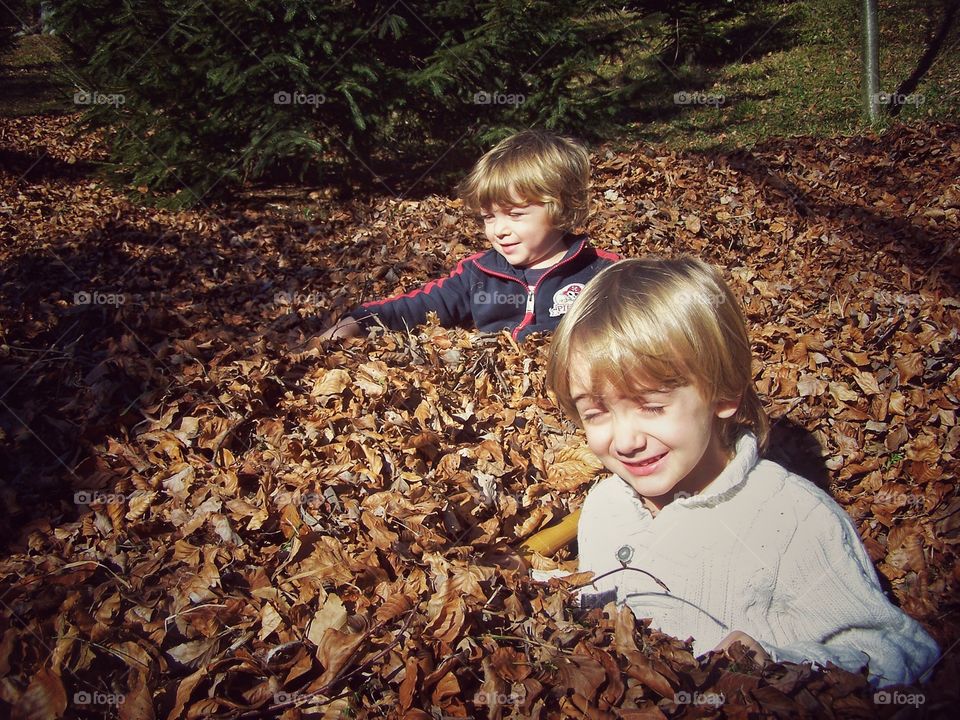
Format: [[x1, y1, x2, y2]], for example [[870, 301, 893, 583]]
[[0, 115, 958, 718]]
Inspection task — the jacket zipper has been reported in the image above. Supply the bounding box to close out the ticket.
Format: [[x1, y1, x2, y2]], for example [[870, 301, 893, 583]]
[[511, 241, 587, 339]]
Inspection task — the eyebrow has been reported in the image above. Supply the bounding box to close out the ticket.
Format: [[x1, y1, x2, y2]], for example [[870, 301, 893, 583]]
[[483, 202, 531, 212], [571, 388, 671, 403]]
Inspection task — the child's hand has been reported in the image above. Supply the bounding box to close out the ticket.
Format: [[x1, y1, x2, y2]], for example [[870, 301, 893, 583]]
[[319, 317, 362, 341], [713, 631, 771, 663]]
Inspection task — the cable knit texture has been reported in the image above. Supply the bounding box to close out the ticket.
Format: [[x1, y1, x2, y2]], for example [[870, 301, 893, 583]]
[[577, 433, 940, 687]]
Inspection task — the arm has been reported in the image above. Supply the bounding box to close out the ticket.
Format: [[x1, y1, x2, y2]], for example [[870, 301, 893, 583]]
[[319, 316, 362, 340], [713, 631, 771, 663], [348, 257, 476, 333], [758, 497, 939, 686]]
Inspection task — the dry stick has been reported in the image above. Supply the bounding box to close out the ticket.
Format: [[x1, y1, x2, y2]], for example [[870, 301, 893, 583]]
[[569, 565, 671, 594]]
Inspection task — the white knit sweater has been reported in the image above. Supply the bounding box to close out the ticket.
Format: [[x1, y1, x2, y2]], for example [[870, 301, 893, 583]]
[[577, 434, 939, 687]]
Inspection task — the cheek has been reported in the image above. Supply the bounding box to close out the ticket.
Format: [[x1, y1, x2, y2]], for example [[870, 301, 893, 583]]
[[581, 425, 609, 456]]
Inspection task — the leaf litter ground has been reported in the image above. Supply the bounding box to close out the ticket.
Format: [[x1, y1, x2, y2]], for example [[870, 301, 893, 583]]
[[0, 115, 958, 719]]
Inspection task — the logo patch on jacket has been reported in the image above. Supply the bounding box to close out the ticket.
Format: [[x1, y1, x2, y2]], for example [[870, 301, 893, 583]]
[[549, 283, 585, 317]]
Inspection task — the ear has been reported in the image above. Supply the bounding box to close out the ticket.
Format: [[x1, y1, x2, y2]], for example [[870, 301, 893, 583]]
[[714, 396, 740, 420]]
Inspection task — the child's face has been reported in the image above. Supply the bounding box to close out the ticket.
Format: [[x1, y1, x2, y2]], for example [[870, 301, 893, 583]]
[[481, 200, 567, 269], [569, 360, 739, 510]]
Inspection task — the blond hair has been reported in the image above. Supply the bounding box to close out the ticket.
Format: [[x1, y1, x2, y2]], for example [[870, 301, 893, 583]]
[[547, 257, 769, 451], [457, 130, 590, 231]]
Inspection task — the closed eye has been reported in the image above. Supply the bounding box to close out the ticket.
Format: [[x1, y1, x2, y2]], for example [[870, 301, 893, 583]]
[[579, 406, 607, 424]]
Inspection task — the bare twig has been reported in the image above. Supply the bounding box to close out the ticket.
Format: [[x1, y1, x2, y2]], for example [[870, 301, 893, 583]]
[[570, 565, 671, 594]]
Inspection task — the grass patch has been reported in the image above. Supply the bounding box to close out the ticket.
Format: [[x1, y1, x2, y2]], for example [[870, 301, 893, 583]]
[[623, 0, 960, 150]]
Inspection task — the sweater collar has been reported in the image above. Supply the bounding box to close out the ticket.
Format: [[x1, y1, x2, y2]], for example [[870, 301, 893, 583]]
[[672, 433, 759, 509]]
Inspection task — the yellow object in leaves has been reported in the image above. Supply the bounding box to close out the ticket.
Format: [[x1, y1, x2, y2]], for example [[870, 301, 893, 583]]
[[520, 509, 581, 557]]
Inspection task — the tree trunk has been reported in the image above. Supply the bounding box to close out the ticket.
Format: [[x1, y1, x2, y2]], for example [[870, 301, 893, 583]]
[[888, 0, 959, 117], [862, 0, 881, 123]]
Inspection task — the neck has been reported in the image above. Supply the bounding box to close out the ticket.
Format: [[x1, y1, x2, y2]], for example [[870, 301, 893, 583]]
[[524, 232, 569, 269]]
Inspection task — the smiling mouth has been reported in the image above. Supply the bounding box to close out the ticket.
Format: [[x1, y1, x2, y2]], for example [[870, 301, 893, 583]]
[[620, 452, 667, 473]]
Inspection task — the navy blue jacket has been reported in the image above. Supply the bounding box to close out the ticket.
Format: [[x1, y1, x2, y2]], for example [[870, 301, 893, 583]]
[[348, 235, 619, 341]]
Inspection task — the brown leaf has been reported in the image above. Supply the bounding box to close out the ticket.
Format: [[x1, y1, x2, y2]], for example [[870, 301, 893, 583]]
[[623, 651, 675, 699], [307, 594, 348, 646], [430, 671, 461, 706], [399, 656, 420, 711], [545, 444, 603, 491], [894, 353, 924, 384], [4, 114, 959, 720], [13, 666, 67, 720], [852, 370, 881, 396], [120, 671, 156, 720], [906, 433, 940, 462], [312, 626, 367, 688], [313, 368, 351, 397], [554, 654, 608, 702]]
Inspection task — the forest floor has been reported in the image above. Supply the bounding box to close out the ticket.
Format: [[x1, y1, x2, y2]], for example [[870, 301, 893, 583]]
[[0, 113, 958, 718]]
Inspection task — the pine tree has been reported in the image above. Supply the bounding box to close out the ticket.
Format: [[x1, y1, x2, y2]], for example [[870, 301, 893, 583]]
[[52, 0, 650, 204]]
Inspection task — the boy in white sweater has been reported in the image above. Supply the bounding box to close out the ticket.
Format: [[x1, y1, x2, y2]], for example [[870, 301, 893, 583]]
[[545, 257, 939, 687]]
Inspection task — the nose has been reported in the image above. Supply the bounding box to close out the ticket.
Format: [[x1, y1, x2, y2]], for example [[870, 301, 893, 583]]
[[612, 417, 646, 457], [493, 215, 510, 238]]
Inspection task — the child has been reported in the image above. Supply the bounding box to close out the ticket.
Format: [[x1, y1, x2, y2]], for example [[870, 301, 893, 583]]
[[545, 257, 939, 687], [320, 130, 618, 342]]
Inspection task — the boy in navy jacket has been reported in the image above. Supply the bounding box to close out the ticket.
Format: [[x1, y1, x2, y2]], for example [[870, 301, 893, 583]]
[[320, 130, 618, 343]]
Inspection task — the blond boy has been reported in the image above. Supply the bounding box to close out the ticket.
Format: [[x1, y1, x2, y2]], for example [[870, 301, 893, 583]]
[[321, 130, 618, 342]]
